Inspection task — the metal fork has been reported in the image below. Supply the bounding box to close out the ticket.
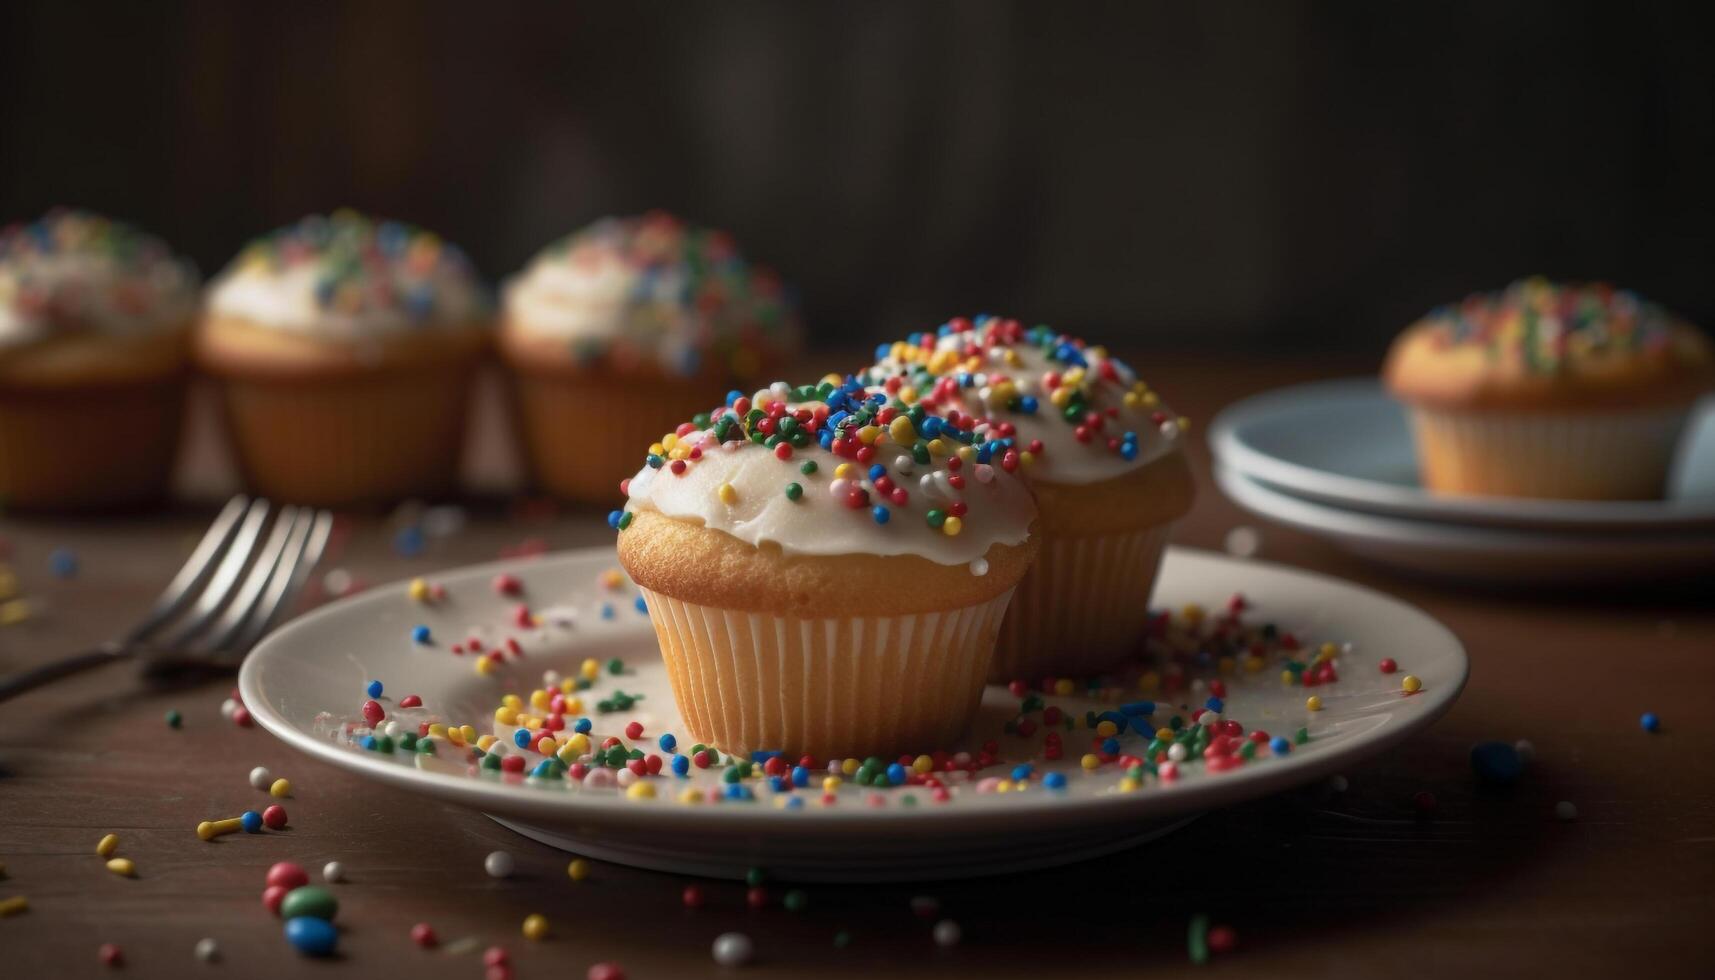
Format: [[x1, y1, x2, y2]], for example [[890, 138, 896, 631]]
[[0, 496, 333, 702]]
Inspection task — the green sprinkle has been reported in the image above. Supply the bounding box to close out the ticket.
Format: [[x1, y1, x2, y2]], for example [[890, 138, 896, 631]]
[[377, 736, 395, 754], [784, 888, 808, 911], [926, 509, 946, 528], [785, 482, 803, 501], [1188, 914, 1210, 965], [606, 657, 624, 675], [417, 738, 437, 755], [164, 709, 182, 729], [481, 752, 501, 770], [834, 930, 852, 948], [745, 867, 766, 887], [1295, 726, 1310, 745], [800, 460, 818, 476]]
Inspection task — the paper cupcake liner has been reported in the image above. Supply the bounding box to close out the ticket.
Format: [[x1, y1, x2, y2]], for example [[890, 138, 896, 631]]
[[0, 375, 185, 511], [638, 587, 1014, 760], [1408, 406, 1691, 500], [511, 374, 721, 504], [215, 363, 476, 507], [990, 523, 1173, 682]]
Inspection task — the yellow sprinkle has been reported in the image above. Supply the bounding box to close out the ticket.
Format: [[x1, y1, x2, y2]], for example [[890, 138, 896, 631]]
[[1318, 642, 1339, 659], [446, 727, 466, 746], [1118, 777, 1141, 793], [0, 598, 31, 626], [521, 913, 550, 941], [841, 758, 858, 776], [1080, 754, 1101, 771], [1402, 675, 1423, 693], [501, 694, 524, 710], [477, 734, 499, 751], [834, 462, 855, 479], [495, 706, 517, 725], [459, 725, 477, 743], [898, 385, 919, 404], [626, 781, 657, 800], [1143, 392, 1159, 407], [1050, 387, 1072, 407], [196, 817, 244, 841], [270, 778, 291, 798], [1180, 603, 1205, 624], [1123, 392, 1141, 409], [995, 780, 1013, 793], [0, 895, 27, 917], [558, 679, 577, 695], [1281, 670, 1299, 685], [1095, 720, 1119, 737], [956, 445, 976, 464], [1138, 671, 1160, 693], [912, 754, 933, 774], [96, 834, 119, 858], [942, 516, 963, 536], [926, 438, 946, 456], [105, 857, 136, 878], [822, 776, 842, 793], [678, 788, 703, 804], [1053, 678, 1075, 696], [428, 723, 449, 738], [718, 482, 738, 505], [648, 442, 666, 456], [888, 416, 916, 443], [1155, 727, 1174, 741], [1306, 696, 1323, 712], [1177, 416, 1192, 432], [475, 657, 495, 676], [1020, 450, 1036, 468], [567, 858, 589, 881], [530, 689, 551, 710], [857, 425, 881, 445], [662, 433, 679, 451], [0, 567, 15, 600], [407, 578, 430, 602], [1243, 655, 1266, 673], [581, 658, 601, 681], [1064, 367, 1086, 385], [563, 697, 583, 714]]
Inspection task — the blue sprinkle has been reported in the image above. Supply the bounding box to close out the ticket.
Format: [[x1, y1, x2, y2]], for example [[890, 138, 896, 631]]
[[1121, 700, 1156, 717], [1019, 396, 1038, 414], [48, 547, 79, 579], [867, 464, 886, 480], [873, 343, 891, 361], [1120, 442, 1139, 461], [658, 733, 677, 752], [872, 506, 890, 525], [241, 810, 263, 833], [1010, 764, 1033, 781], [366, 680, 383, 699], [532, 760, 556, 778], [791, 765, 810, 787], [750, 750, 782, 763], [513, 728, 531, 748], [1044, 772, 1068, 790], [885, 763, 907, 786], [1641, 712, 1661, 733], [1469, 741, 1523, 786], [284, 916, 339, 957], [726, 389, 744, 407], [646, 454, 664, 469], [574, 717, 592, 734], [671, 754, 690, 776], [1205, 696, 1224, 713], [634, 595, 647, 614], [607, 510, 624, 530], [362, 736, 378, 751], [600, 603, 615, 620], [411, 624, 431, 645], [1101, 737, 1121, 755], [724, 784, 752, 800], [769, 776, 788, 792], [921, 416, 943, 437], [784, 795, 805, 810], [1270, 736, 1291, 755], [393, 525, 425, 558]]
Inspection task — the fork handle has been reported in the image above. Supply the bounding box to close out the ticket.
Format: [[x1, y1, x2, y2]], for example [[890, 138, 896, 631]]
[[0, 643, 133, 703]]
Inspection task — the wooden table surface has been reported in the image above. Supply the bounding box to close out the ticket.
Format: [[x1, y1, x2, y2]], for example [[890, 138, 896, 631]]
[[1, 355, 1711, 979]]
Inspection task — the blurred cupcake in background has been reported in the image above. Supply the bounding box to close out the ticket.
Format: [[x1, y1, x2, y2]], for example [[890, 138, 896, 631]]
[[864, 316, 1196, 682], [1385, 278, 1714, 500], [500, 211, 800, 504], [197, 210, 490, 508], [0, 209, 199, 510]]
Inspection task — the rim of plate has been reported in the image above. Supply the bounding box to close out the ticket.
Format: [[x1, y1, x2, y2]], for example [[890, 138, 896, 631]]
[[1214, 462, 1715, 556], [240, 545, 1469, 834], [1208, 378, 1715, 531]]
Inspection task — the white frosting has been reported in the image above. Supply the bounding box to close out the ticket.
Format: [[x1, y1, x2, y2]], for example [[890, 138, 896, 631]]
[[0, 212, 198, 347], [502, 214, 799, 377], [622, 398, 1038, 568], [205, 213, 486, 337], [865, 322, 1184, 486]]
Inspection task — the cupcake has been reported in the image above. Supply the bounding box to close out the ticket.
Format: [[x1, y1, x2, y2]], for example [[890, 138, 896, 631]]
[[1385, 278, 1715, 500], [197, 211, 490, 507], [500, 211, 800, 504], [615, 377, 1039, 760], [863, 316, 1195, 682], [0, 209, 199, 510]]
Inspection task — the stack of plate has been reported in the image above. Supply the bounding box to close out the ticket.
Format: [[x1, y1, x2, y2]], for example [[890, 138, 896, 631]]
[[1208, 379, 1715, 583]]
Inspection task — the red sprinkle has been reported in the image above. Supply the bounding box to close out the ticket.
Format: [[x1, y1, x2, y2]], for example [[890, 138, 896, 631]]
[[265, 861, 309, 890], [361, 700, 384, 726], [587, 964, 627, 980], [398, 694, 423, 709], [411, 923, 438, 948], [232, 706, 253, 728], [493, 574, 522, 596], [99, 943, 123, 967], [682, 885, 704, 908], [262, 805, 287, 830], [262, 884, 289, 915], [1379, 658, 1398, 674]]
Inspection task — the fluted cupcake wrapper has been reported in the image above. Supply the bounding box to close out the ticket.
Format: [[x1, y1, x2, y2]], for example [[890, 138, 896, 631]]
[[1408, 406, 1692, 500], [0, 375, 185, 511], [990, 523, 1173, 683], [638, 587, 1015, 760]]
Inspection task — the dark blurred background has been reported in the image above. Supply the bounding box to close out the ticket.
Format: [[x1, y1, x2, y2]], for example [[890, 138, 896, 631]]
[[4, 0, 1712, 357]]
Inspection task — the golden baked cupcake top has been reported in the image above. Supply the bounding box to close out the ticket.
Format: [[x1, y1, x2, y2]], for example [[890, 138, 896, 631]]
[[0, 208, 198, 348], [613, 377, 1039, 572], [862, 316, 1188, 486], [205, 209, 488, 337], [503, 211, 799, 378], [1385, 278, 1715, 410]]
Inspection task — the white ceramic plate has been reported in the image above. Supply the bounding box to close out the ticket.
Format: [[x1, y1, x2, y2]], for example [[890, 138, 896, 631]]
[[1215, 463, 1715, 583], [1208, 378, 1715, 531], [240, 545, 1467, 882]]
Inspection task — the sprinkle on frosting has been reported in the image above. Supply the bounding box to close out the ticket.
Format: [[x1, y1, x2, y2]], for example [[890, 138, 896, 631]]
[[503, 211, 799, 378], [1418, 277, 1693, 373], [0, 208, 198, 346], [614, 376, 1038, 567], [862, 315, 1186, 485], [206, 209, 487, 335]]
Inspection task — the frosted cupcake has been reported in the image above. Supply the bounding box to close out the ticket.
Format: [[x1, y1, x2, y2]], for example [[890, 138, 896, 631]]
[[1385, 278, 1714, 499], [501, 211, 800, 504], [863, 316, 1195, 682], [0, 209, 199, 510], [198, 211, 490, 507], [615, 377, 1039, 760]]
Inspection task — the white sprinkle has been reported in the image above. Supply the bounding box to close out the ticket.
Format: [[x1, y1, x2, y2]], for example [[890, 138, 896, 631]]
[[322, 568, 352, 596], [1514, 740, 1536, 765], [194, 938, 219, 962], [542, 670, 562, 687], [1166, 743, 1188, 762], [248, 766, 272, 789], [382, 720, 402, 738], [1200, 711, 1221, 727], [973, 463, 994, 484], [769, 381, 790, 401], [711, 931, 755, 966], [421, 505, 468, 538], [969, 558, 989, 577], [1224, 525, 1261, 558], [1555, 801, 1578, 821], [829, 478, 850, 499], [616, 767, 638, 788], [892, 454, 914, 474], [583, 768, 616, 789], [933, 920, 962, 947], [483, 851, 515, 879], [1328, 774, 1349, 793], [322, 861, 345, 883], [220, 698, 240, 721]]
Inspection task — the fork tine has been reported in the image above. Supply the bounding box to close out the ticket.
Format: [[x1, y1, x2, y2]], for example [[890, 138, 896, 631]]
[[224, 509, 332, 657], [125, 495, 251, 646], [159, 498, 276, 647], [195, 506, 302, 654]]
